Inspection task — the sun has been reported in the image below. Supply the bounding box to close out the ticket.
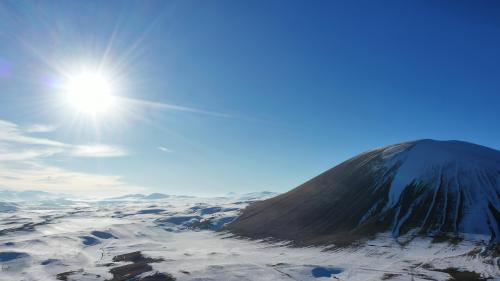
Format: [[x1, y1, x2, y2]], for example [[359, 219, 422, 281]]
[[64, 72, 117, 115]]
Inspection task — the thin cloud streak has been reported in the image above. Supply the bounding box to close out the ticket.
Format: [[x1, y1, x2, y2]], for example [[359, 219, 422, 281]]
[[72, 144, 127, 158], [157, 146, 172, 153], [26, 124, 58, 133], [0, 120, 127, 158], [0, 120, 67, 147], [0, 148, 63, 162], [122, 97, 274, 126], [122, 97, 232, 118]]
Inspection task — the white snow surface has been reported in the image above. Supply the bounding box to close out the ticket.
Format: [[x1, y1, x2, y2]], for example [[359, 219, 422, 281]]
[[367, 139, 500, 237], [381, 140, 499, 206], [0, 195, 498, 281], [0, 202, 18, 212]]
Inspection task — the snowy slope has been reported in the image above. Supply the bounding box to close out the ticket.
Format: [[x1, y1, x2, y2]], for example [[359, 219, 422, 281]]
[[374, 139, 500, 238], [230, 139, 500, 243], [0, 201, 18, 212], [1, 196, 498, 281]]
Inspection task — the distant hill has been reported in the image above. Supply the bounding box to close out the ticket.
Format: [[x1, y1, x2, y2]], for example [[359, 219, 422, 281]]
[[103, 191, 277, 202], [0, 189, 68, 202], [144, 193, 169, 199], [235, 191, 279, 201], [104, 193, 170, 201], [105, 194, 147, 200]]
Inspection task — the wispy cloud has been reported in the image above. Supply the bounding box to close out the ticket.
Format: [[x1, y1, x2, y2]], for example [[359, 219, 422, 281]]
[[0, 119, 139, 197], [71, 144, 127, 158], [0, 148, 63, 162], [157, 146, 172, 153], [0, 162, 144, 198], [26, 124, 58, 133], [0, 120, 126, 159], [122, 97, 232, 118], [0, 120, 66, 147]]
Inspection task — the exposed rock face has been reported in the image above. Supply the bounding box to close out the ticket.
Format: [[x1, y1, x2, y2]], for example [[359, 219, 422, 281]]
[[229, 140, 500, 244]]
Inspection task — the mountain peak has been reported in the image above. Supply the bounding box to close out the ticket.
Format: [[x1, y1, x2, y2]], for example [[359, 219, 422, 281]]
[[229, 140, 500, 244]]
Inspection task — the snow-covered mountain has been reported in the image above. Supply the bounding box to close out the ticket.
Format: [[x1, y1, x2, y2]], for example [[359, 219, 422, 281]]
[[102, 193, 168, 201], [144, 192, 169, 199], [229, 139, 500, 244], [104, 193, 147, 200]]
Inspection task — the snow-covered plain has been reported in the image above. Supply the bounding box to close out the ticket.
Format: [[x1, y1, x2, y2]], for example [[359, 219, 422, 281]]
[[0, 194, 498, 281]]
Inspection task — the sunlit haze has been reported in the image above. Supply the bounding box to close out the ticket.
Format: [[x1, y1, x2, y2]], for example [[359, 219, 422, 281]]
[[0, 1, 499, 198]]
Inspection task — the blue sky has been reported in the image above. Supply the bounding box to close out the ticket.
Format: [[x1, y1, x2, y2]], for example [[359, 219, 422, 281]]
[[0, 1, 499, 197]]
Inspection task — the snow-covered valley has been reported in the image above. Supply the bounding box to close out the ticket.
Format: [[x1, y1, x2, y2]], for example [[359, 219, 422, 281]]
[[1, 194, 498, 281]]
